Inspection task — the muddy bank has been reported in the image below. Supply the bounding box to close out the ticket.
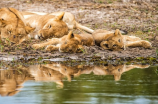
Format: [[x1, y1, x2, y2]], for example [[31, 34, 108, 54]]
[[0, 0, 158, 62]]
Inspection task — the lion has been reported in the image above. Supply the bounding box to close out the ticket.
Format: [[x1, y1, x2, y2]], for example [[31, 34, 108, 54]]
[[28, 63, 83, 88], [41, 63, 83, 82], [0, 8, 35, 44], [21, 11, 94, 35], [32, 30, 94, 53], [92, 29, 152, 50], [0, 67, 33, 96], [40, 63, 149, 82], [28, 65, 65, 88], [93, 64, 150, 81], [21, 11, 68, 40], [21, 11, 94, 39]]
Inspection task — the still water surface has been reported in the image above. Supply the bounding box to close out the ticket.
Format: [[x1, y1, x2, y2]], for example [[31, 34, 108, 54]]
[[0, 63, 158, 104]]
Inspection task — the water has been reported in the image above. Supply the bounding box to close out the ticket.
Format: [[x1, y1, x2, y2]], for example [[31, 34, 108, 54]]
[[0, 63, 158, 104]]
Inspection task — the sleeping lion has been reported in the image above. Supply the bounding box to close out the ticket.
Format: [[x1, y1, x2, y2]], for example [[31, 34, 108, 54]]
[[92, 29, 152, 51], [0, 8, 34, 44], [21, 11, 94, 40], [32, 30, 94, 53], [32, 29, 152, 52]]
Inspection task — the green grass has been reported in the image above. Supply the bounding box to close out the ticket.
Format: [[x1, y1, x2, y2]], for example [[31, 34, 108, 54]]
[[79, 47, 86, 53], [94, 0, 117, 4], [0, 45, 4, 52], [156, 49, 158, 56]]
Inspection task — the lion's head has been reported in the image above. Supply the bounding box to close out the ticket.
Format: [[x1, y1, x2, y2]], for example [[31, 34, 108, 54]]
[[0, 8, 35, 44], [36, 12, 68, 40], [59, 31, 83, 53], [100, 29, 124, 51], [107, 64, 124, 81]]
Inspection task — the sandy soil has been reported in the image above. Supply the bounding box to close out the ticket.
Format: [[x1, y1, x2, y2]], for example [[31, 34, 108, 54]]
[[0, 0, 158, 61]]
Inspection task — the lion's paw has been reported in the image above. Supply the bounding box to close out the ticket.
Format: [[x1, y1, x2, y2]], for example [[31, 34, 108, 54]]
[[45, 45, 57, 52], [141, 41, 152, 49], [32, 44, 41, 49]]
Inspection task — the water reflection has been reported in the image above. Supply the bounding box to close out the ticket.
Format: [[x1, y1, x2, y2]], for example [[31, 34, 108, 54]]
[[93, 64, 149, 81], [0, 63, 150, 96], [0, 66, 33, 96]]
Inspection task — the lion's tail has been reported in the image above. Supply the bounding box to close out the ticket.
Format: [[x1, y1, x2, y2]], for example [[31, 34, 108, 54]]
[[75, 21, 94, 33]]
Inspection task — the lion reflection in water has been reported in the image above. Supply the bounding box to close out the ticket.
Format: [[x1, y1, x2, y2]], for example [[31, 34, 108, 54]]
[[32, 63, 149, 85], [0, 66, 33, 96], [0, 63, 149, 96]]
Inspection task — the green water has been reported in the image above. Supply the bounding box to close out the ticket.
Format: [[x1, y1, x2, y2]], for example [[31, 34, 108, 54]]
[[0, 63, 158, 104]]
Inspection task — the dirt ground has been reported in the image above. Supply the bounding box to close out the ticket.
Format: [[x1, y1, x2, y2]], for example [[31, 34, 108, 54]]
[[0, 0, 158, 62]]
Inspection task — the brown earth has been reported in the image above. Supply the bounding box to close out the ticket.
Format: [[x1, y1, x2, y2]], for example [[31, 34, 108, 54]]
[[0, 0, 158, 62]]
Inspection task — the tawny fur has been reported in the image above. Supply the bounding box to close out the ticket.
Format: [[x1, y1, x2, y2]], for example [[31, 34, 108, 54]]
[[32, 31, 94, 53], [21, 11, 68, 40], [41, 63, 82, 82], [93, 64, 149, 81], [28, 65, 64, 87], [0, 8, 34, 44], [21, 11, 94, 34], [41, 63, 149, 81], [92, 29, 152, 50], [0, 68, 32, 96], [123, 35, 152, 49]]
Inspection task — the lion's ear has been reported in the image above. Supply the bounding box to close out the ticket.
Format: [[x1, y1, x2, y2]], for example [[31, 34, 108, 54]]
[[67, 31, 74, 39], [25, 25, 35, 34], [114, 29, 119, 36], [114, 29, 122, 36], [55, 12, 64, 20], [114, 74, 121, 81], [0, 18, 8, 27], [8, 8, 26, 25], [67, 74, 74, 82]]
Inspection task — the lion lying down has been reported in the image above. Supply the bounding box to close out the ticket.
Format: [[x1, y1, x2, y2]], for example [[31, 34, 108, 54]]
[[0, 8, 35, 44], [21, 11, 94, 33], [21, 11, 94, 41], [32, 31, 94, 53], [92, 29, 152, 51], [32, 29, 151, 53], [21, 11, 151, 52], [21, 11, 68, 40]]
